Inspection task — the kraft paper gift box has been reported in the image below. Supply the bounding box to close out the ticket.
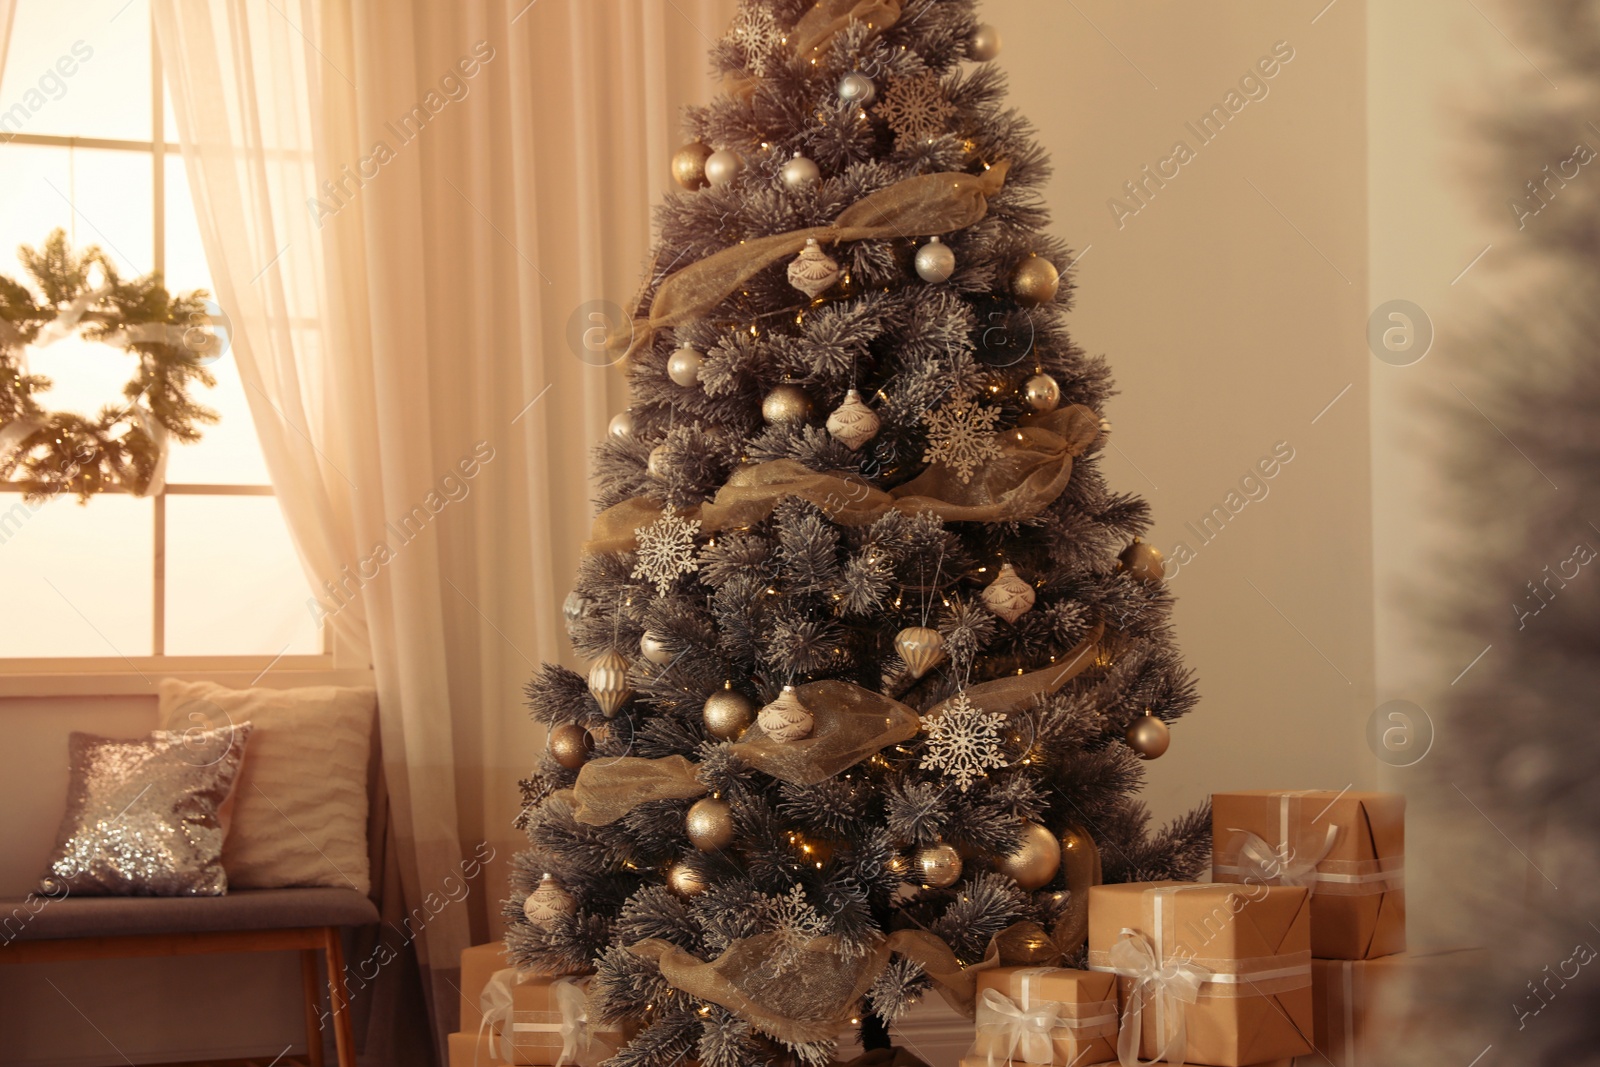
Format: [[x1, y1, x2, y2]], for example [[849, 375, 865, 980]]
[[1088, 881, 1315, 1067], [1289, 948, 1487, 1066], [461, 941, 512, 1033], [449, 1030, 496, 1067], [476, 968, 629, 1066], [970, 966, 1118, 1066], [1211, 790, 1405, 960]]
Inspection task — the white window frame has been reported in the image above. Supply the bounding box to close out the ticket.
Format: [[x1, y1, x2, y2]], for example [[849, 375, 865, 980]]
[[0, 16, 360, 695]]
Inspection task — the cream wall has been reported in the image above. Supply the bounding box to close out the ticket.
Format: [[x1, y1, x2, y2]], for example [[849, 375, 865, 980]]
[[988, 0, 1375, 826]]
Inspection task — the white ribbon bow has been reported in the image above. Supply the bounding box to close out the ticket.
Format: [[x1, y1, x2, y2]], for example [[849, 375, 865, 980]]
[[477, 970, 596, 1067], [1108, 928, 1211, 1067], [1221, 822, 1338, 892], [975, 986, 1061, 1066]]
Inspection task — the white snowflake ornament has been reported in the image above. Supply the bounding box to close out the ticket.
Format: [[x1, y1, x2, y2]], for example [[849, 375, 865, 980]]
[[760, 884, 831, 976], [725, 2, 785, 77], [632, 511, 702, 596], [877, 70, 956, 144], [923, 393, 1003, 483], [920, 691, 1007, 792]]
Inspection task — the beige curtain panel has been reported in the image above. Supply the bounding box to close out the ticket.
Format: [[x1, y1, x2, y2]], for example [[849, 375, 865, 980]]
[[151, 0, 733, 1057]]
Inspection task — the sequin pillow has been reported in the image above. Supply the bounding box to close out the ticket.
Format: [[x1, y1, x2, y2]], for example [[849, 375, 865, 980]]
[[40, 724, 252, 897]]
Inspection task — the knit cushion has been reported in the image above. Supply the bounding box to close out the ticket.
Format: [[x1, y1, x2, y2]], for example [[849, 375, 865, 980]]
[[158, 679, 375, 895]]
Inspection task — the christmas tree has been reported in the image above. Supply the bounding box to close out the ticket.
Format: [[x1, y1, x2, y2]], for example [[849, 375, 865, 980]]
[[508, 4, 1209, 1065]]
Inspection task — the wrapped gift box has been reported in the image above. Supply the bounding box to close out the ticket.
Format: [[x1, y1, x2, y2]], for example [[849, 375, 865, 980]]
[[1292, 949, 1486, 1065], [1088, 881, 1314, 1067], [461, 941, 511, 1033], [1211, 790, 1405, 960], [449, 1030, 495, 1067], [970, 966, 1117, 1066]]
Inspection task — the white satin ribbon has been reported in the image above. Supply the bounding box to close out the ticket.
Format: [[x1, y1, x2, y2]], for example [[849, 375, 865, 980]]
[[975, 986, 1060, 1066], [0, 417, 41, 463], [33, 286, 112, 347], [1214, 792, 1340, 895], [131, 404, 169, 496], [1105, 927, 1210, 1067]]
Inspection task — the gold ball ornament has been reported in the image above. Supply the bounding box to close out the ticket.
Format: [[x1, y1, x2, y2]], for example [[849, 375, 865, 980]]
[[1118, 539, 1166, 582], [523, 873, 576, 925], [608, 411, 635, 439], [703, 686, 755, 740], [1125, 712, 1171, 760], [995, 821, 1062, 890], [895, 626, 946, 679], [667, 344, 704, 388], [788, 238, 842, 299], [639, 629, 673, 665], [548, 722, 593, 770], [781, 152, 821, 189], [704, 148, 745, 187], [914, 236, 957, 283], [671, 142, 714, 190], [1010, 256, 1061, 307], [667, 861, 708, 896], [588, 650, 632, 717], [915, 842, 963, 888], [757, 685, 814, 743], [687, 797, 736, 852], [647, 445, 671, 479], [970, 24, 1003, 62], [826, 389, 880, 450], [1022, 373, 1061, 414], [762, 384, 813, 425], [981, 562, 1036, 624]]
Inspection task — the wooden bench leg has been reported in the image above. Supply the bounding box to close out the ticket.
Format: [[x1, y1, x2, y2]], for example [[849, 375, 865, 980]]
[[301, 948, 326, 1067], [324, 927, 357, 1067]]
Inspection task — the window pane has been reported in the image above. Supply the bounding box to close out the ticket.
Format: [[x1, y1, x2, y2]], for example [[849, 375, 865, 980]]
[[0, 494, 154, 657], [0, 144, 153, 279], [0, 0, 152, 142], [161, 154, 274, 485], [163, 495, 321, 656]]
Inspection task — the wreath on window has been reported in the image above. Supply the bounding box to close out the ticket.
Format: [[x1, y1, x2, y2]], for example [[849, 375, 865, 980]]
[[0, 230, 222, 502]]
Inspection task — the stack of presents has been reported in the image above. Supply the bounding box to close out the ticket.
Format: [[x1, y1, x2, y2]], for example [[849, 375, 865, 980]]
[[451, 789, 1428, 1067]]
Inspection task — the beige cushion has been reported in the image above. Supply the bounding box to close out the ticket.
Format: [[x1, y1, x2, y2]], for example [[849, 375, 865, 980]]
[[158, 679, 375, 895]]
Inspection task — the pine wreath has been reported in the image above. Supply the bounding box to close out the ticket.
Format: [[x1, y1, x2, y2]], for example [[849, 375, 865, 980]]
[[0, 230, 221, 502]]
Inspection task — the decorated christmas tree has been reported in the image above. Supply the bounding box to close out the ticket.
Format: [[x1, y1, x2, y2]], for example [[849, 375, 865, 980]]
[[507, 3, 1209, 1065]]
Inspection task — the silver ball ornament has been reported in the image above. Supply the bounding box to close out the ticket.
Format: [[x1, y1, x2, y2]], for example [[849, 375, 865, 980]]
[[1126, 713, 1171, 760], [838, 71, 876, 106], [756, 685, 814, 743], [647, 445, 671, 479], [915, 842, 963, 888], [687, 797, 736, 852], [995, 821, 1061, 890], [523, 873, 576, 925], [563, 589, 595, 628], [915, 236, 957, 283], [704, 148, 745, 187], [639, 630, 673, 665], [970, 24, 1003, 62], [703, 686, 755, 740], [762, 384, 813, 425], [781, 153, 821, 189], [608, 411, 635, 439], [667, 344, 704, 387], [895, 626, 946, 679], [1023, 373, 1061, 414], [548, 723, 593, 770]]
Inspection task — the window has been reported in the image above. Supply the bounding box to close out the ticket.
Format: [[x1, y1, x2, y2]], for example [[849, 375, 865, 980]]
[[0, 0, 324, 667]]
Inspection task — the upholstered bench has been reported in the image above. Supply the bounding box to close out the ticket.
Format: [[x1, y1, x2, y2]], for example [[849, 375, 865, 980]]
[[0, 886, 378, 1066]]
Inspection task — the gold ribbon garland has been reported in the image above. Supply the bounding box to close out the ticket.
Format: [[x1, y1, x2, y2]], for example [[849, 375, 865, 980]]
[[585, 405, 1100, 556], [614, 162, 1011, 363], [790, 0, 904, 59]]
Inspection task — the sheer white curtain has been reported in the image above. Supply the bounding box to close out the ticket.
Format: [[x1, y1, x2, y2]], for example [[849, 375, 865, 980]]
[[152, 0, 731, 1056], [0, 1, 14, 89]]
